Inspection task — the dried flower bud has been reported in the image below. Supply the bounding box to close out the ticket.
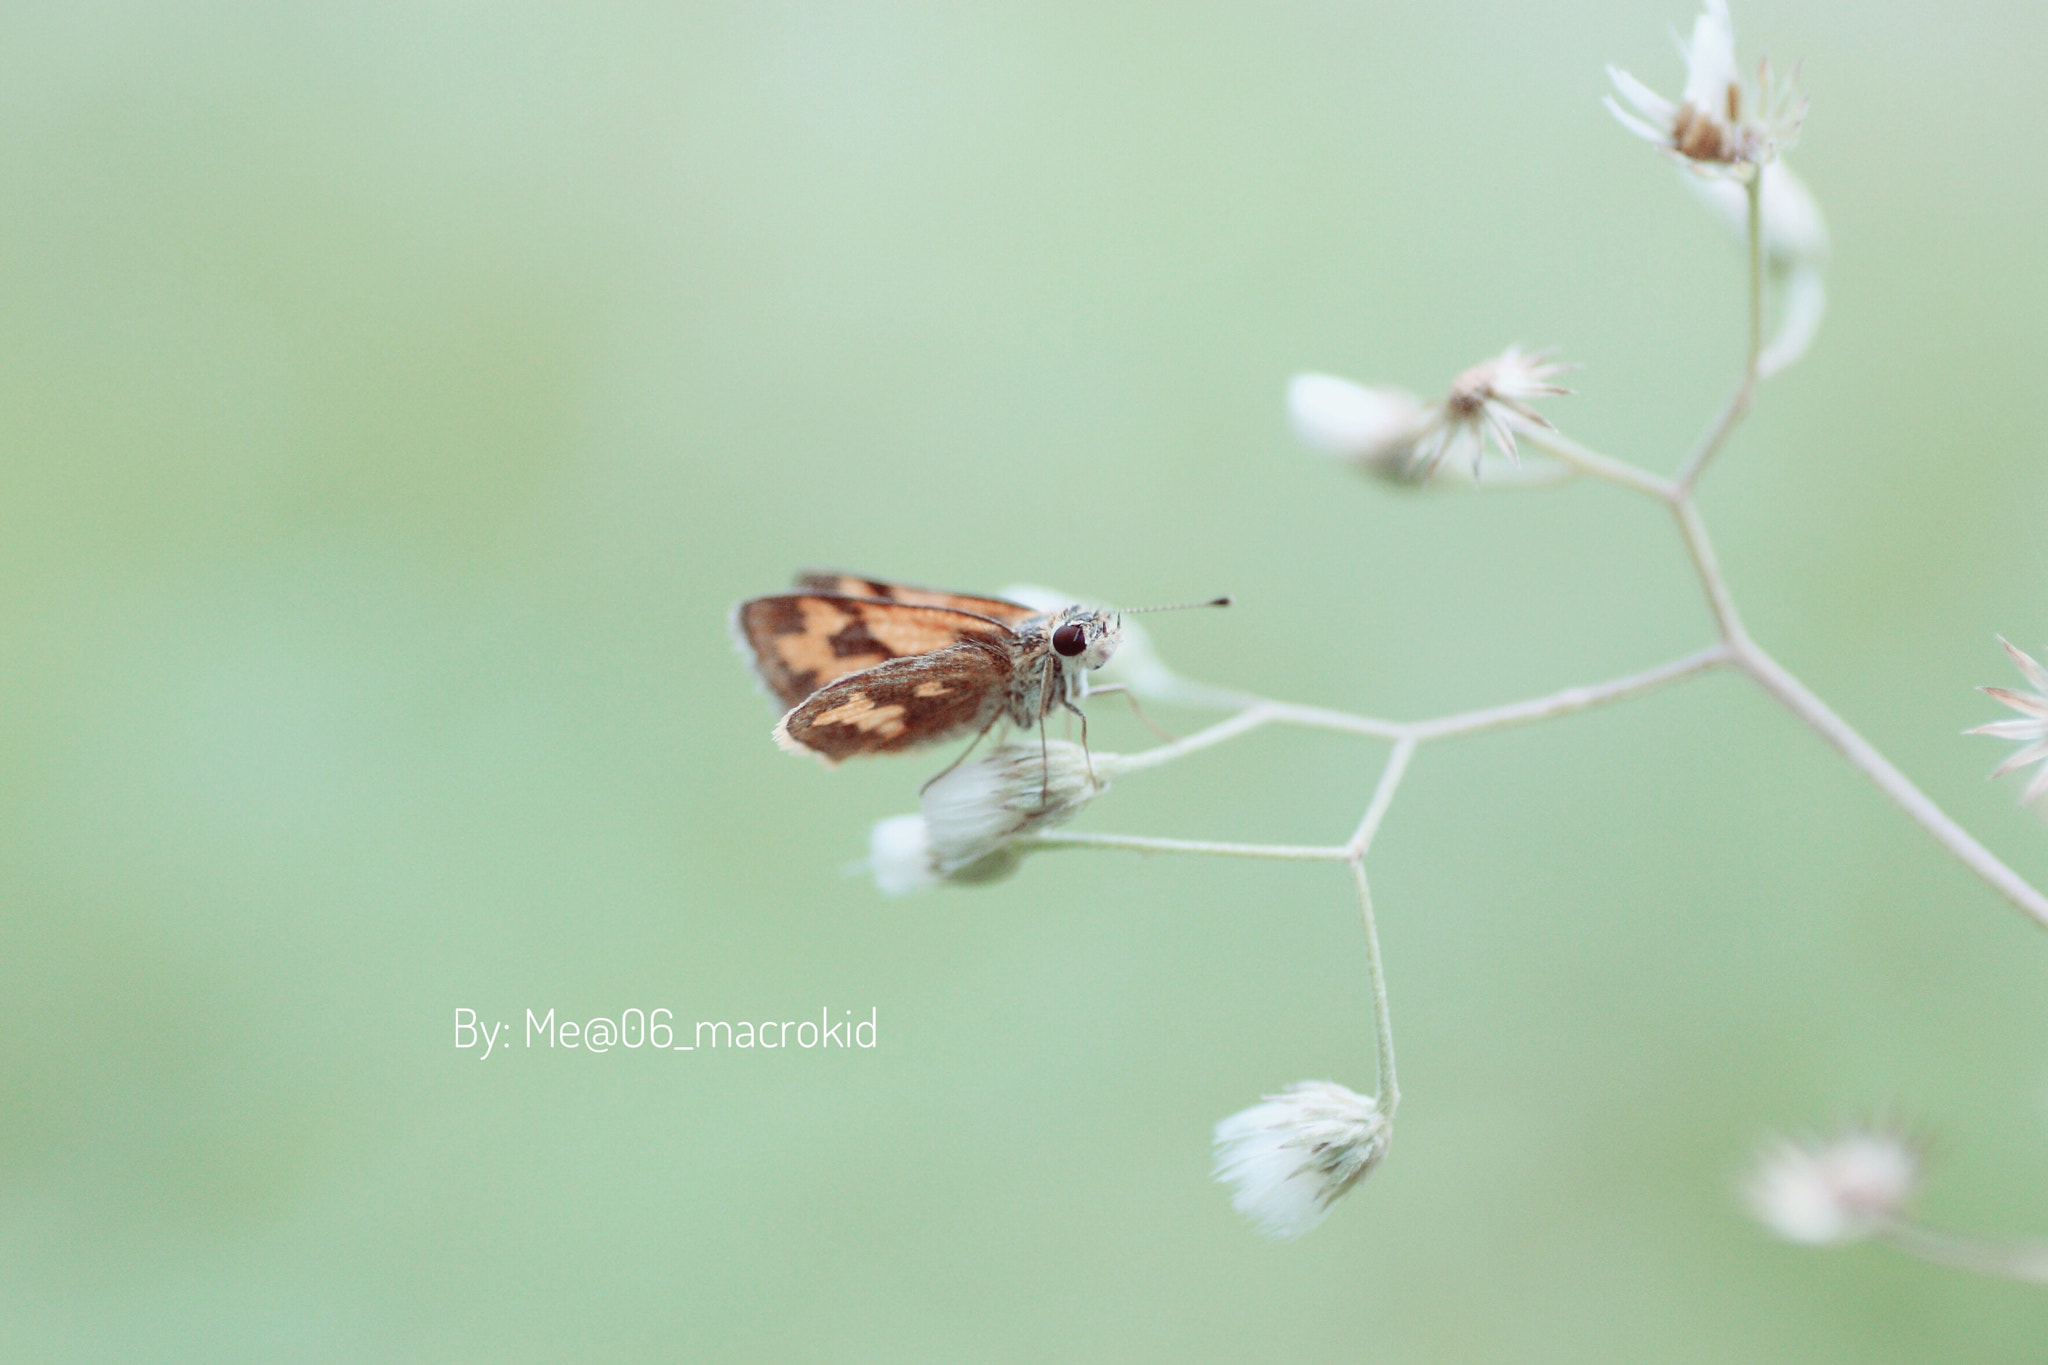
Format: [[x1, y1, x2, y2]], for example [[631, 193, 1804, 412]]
[[1744, 1127, 1922, 1246], [1605, 1, 1806, 179], [1213, 1081, 1390, 1238]]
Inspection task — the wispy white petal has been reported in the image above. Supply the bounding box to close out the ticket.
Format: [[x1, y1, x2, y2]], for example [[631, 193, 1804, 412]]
[[1603, 95, 1672, 146], [1969, 719, 2048, 741], [1984, 687, 2048, 719], [1607, 64, 1675, 123], [1681, 0, 1740, 113], [1973, 642, 2048, 804], [1758, 265, 1826, 378], [2001, 637, 2048, 692], [1991, 740, 2048, 780]]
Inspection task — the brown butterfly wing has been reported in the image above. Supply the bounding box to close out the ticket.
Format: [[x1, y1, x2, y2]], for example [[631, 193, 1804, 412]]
[[773, 638, 1014, 763], [791, 571, 1041, 628], [733, 594, 1016, 710]]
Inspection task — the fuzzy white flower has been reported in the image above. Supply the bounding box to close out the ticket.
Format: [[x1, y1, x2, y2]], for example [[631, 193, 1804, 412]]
[[863, 740, 1104, 894], [1287, 374, 1428, 477], [867, 814, 945, 895], [1606, 0, 1806, 179], [1409, 346, 1573, 482], [1744, 1127, 1921, 1245], [1213, 1081, 1390, 1239], [1288, 349, 1572, 484], [924, 739, 1101, 870], [1970, 638, 2048, 804]]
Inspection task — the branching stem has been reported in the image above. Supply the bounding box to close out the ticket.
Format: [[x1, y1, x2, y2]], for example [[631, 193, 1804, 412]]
[[995, 135, 2048, 1264]]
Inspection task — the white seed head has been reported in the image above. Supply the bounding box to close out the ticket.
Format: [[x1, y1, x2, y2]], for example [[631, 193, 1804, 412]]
[[1970, 638, 2048, 805], [1407, 345, 1574, 482], [1744, 1127, 1921, 1246], [1213, 1081, 1390, 1239], [923, 740, 1101, 873], [1287, 373, 1428, 477], [865, 740, 1104, 893]]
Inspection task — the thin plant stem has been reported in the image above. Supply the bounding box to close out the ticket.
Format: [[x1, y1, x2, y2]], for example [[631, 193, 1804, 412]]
[[1407, 645, 1731, 742], [1252, 700, 1407, 740], [1879, 1219, 2048, 1284], [1671, 496, 1749, 643], [1015, 831, 1350, 861], [1102, 706, 1277, 775], [1349, 857, 1398, 1114], [1675, 174, 1764, 490], [1517, 427, 1676, 502], [1119, 645, 1730, 776], [1749, 171, 1765, 389]]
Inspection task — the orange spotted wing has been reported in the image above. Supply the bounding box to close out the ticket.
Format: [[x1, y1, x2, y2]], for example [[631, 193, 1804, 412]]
[[789, 571, 1040, 627], [732, 588, 1028, 763]]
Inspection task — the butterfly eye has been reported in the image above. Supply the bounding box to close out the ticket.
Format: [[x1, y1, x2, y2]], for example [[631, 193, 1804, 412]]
[[1051, 622, 1088, 657]]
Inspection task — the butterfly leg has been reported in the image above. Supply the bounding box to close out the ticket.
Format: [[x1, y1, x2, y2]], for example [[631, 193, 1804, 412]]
[[918, 708, 1004, 795], [1035, 653, 1060, 809], [1060, 695, 1100, 788], [1082, 683, 1176, 743]]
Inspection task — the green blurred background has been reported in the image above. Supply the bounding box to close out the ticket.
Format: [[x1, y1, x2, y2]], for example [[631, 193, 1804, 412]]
[[6, 0, 2048, 1358]]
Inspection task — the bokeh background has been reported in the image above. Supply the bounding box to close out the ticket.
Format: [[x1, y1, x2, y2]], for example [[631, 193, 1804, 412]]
[[7, 0, 2048, 1358]]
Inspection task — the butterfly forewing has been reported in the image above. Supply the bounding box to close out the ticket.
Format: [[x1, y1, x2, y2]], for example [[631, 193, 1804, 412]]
[[773, 638, 1015, 762], [791, 571, 1040, 627], [735, 593, 1018, 710]]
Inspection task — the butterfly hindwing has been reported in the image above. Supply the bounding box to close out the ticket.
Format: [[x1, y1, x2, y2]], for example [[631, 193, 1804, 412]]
[[773, 638, 1015, 762], [791, 571, 1041, 628], [734, 594, 1017, 710]]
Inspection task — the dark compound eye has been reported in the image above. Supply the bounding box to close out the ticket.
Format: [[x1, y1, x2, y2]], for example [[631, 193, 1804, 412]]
[[1051, 622, 1088, 657]]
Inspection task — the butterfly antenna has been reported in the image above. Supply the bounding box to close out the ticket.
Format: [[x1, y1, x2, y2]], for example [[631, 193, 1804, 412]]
[[1118, 596, 1232, 615]]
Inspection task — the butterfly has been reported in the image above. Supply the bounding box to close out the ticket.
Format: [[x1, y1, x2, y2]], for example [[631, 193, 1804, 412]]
[[731, 572, 1132, 766]]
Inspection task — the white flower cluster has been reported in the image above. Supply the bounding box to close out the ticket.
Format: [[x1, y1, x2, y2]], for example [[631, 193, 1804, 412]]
[[1972, 639, 2048, 805], [1744, 1127, 1921, 1246], [1289, 345, 1573, 485], [868, 740, 1106, 894], [1605, 0, 1805, 180]]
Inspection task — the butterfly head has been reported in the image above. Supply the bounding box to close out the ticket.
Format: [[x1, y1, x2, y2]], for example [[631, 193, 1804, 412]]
[[1046, 606, 1122, 671]]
